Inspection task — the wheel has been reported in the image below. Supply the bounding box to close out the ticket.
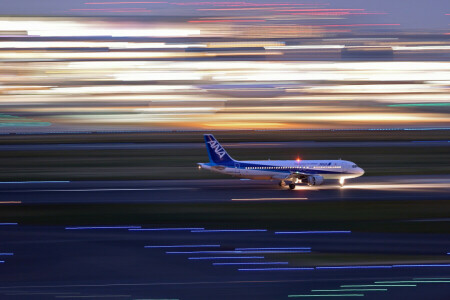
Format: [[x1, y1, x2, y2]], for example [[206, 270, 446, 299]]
[[278, 181, 286, 187], [289, 183, 296, 190]]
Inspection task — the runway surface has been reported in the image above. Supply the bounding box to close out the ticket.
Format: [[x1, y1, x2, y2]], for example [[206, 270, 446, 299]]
[[0, 225, 449, 300], [0, 176, 449, 299], [0, 175, 449, 204], [0, 140, 449, 151]]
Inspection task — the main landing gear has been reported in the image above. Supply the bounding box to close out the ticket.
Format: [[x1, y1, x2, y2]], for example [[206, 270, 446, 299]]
[[279, 180, 295, 190], [339, 178, 345, 187]]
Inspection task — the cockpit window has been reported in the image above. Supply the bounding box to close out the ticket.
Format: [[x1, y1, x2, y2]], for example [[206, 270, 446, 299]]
[[352, 165, 357, 168]]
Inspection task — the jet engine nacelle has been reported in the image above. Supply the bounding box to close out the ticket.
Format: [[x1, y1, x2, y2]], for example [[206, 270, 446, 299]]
[[307, 175, 324, 186]]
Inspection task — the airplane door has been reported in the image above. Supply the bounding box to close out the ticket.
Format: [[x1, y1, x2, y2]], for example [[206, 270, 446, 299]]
[[234, 162, 241, 175]]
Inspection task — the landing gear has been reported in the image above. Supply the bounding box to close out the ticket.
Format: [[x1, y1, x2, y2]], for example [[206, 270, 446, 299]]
[[278, 181, 286, 187], [289, 183, 296, 190], [339, 178, 345, 187]]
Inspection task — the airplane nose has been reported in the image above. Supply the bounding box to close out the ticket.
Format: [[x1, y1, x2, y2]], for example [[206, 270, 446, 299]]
[[358, 168, 365, 175]]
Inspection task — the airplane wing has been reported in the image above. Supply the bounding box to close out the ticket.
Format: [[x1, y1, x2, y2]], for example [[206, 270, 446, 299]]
[[271, 171, 310, 181], [284, 171, 309, 180]]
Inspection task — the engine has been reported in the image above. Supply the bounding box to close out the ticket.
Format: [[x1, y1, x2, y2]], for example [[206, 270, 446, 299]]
[[307, 175, 324, 186]]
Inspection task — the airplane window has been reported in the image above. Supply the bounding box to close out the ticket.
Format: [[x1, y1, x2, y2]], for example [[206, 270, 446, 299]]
[[352, 165, 357, 168]]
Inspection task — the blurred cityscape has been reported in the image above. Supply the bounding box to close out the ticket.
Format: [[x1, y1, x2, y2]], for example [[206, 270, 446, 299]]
[[0, 1, 449, 132]]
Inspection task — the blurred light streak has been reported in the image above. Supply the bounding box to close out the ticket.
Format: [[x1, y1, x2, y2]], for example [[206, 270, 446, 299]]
[[213, 262, 289, 265], [311, 289, 387, 292], [232, 197, 307, 201], [188, 256, 264, 260], [316, 266, 392, 269], [188, 20, 266, 23], [65, 226, 141, 229], [265, 45, 344, 49], [316, 24, 400, 27], [275, 231, 351, 234], [0, 41, 208, 49], [275, 9, 365, 12], [0, 223, 18, 225], [129, 227, 204, 231], [168, 250, 310, 254], [85, 2, 168, 4], [0, 201, 22, 204], [0, 181, 70, 183], [375, 281, 450, 284], [342, 183, 450, 191], [167, 251, 248, 254], [389, 103, 450, 107], [235, 247, 311, 250], [341, 285, 416, 287], [0, 20, 200, 37], [144, 245, 220, 248], [0, 253, 14, 256], [288, 294, 364, 297], [393, 264, 450, 268], [414, 278, 450, 280], [239, 267, 314, 271], [191, 229, 267, 232]]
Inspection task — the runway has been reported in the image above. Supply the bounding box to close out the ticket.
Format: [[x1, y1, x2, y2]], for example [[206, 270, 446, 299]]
[[0, 140, 448, 151], [0, 175, 449, 204], [0, 176, 449, 299], [0, 224, 449, 299]]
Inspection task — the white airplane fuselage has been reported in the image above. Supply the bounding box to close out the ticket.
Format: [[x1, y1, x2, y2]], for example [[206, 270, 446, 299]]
[[199, 159, 364, 181]]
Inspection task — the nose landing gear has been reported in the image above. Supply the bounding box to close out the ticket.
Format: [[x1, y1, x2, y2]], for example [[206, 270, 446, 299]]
[[339, 178, 345, 187]]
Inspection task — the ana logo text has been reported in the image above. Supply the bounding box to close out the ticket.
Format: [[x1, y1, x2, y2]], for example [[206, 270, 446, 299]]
[[207, 140, 226, 159]]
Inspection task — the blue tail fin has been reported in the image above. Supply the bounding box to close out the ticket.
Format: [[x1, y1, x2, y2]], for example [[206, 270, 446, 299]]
[[204, 134, 235, 165]]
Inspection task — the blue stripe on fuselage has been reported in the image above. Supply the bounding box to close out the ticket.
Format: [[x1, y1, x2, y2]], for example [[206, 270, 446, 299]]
[[212, 161, 350, 175]]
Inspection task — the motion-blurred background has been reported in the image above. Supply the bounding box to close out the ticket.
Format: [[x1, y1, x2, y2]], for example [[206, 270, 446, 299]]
[[0, 0, 449, 132], [0, 0, 449, 180]]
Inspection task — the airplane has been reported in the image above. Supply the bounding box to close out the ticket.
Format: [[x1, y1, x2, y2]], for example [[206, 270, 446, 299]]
[[198, 134, 364, 189]]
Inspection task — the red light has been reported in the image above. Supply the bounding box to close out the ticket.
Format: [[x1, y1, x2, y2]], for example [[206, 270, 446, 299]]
[[296, 158, 301, 162]]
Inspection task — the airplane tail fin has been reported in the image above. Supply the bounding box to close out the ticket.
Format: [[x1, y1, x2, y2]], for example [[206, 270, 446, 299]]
[[204, 134, 235, 165]]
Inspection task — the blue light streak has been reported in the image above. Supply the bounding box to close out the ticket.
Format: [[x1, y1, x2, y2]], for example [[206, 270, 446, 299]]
[[167, 250, 310, 254], [242, 250, 311, 253], [275, 231, 351, 234], [316, 265, 392, 269], [0, 261, 4, 263], [0, 223, 18, 225], [213, 262, 289, 266], [65, 226, 141, 230], [145, 245, 220, 248], [167, 251, 242, 254], [191, 229, 267, 233], [235, 247, 311, 250], [188, 256, 264, 260], [239, 267, 314, 271], [393, 264, 450, 268], [0, 181, 70, 184], [129, 227, 204, 231], [0, 253, 14, 256]]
